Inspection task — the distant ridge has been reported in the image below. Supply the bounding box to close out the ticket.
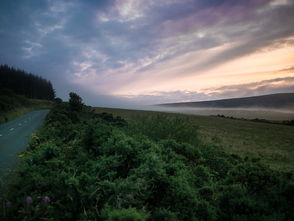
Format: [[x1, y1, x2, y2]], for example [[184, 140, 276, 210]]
[[157, 93, 294, 109]]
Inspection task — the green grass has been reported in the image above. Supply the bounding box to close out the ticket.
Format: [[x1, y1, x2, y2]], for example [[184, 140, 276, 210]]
[[0, 99, 53, 124], [94, 107, 294, 172]]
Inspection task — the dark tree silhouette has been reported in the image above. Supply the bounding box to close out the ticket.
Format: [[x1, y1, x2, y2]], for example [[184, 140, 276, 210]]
[[54, 97, 63, 104], [0, 64, 55, 100], [69, 92, 83, 112]]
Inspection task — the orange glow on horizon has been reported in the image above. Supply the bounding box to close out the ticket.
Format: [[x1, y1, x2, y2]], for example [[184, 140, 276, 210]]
[[113, 41, 294, 96]]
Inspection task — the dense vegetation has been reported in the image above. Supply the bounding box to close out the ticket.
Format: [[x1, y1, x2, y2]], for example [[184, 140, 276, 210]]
[[1, 97, 293, 220], [0, 65, 55, 100], [94, 107, 294, 172]]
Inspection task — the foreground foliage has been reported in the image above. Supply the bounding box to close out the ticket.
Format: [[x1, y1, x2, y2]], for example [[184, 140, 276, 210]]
[[1, 103, 293, 220], [94, 107, 294, 172]]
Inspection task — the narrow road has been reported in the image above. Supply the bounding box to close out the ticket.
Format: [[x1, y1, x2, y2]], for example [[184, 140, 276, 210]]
[[0, 110, 49, 184]]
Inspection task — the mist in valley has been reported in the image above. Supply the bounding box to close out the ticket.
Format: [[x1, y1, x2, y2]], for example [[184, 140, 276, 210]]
[[141, 106, 294, 121]]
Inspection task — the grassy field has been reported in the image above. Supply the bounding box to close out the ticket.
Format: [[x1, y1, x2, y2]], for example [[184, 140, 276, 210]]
[[94, 107, 294, 172], [163, 107, 294, 120]]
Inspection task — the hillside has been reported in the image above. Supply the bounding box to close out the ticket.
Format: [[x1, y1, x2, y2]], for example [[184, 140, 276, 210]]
[[158, 93, 294, 109]]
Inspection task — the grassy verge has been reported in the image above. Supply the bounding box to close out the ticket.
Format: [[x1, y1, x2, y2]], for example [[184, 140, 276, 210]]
[[0, 99, 53, 124], [94, 107, 294, 172]]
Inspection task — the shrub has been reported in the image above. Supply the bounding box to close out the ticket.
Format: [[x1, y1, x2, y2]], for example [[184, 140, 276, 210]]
[[69, 92, 83, 112], [152, 208, 178, 221], [101, 208, 148, 221], [82, 119, 113, 155], [94, 112, 128, 127], [1, 103, 293, 220], [128, 114, 199, 145]]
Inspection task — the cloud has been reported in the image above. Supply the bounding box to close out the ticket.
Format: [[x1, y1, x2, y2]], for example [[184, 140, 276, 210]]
[[158, 0, 294, 77], [208, 76, 294, 98], [0, 0, 294, 107], [122, 90, 211, 105], [123, 76, 294, 104]]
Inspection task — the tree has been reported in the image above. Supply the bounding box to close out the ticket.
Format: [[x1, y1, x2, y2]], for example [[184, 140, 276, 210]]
[[54, 97, 63, 104], [69, 92, 83, 112], [0, 64, 55, 100]]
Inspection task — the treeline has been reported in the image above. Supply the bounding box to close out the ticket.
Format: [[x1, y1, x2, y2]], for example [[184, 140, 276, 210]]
[[214, 114, 294, 126], [0, 65, 55, 100]]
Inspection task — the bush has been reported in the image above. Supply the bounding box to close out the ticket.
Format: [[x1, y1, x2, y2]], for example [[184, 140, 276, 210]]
[[69, 92, 83, 112], [101, 208, 148, 221], [152, 208, 178, 221], [1, 103, 293, 220], [128, 114, 199, 145]]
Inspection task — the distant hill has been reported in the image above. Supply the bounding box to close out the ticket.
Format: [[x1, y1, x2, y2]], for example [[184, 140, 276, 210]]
[[158, 93, 294, 109]]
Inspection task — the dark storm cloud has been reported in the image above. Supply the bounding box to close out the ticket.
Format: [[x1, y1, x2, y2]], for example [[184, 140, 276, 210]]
[[0, 0, 294, 106]]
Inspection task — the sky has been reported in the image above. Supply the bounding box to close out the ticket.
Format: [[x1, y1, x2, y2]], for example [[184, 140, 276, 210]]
[[0, 0, 294, 107]]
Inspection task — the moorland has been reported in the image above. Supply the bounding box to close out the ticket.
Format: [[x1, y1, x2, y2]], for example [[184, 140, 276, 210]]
[[1, 95, 293, 220]]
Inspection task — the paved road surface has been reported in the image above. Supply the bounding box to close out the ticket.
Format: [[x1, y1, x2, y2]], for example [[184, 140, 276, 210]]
[[0, 110, 49, 184]]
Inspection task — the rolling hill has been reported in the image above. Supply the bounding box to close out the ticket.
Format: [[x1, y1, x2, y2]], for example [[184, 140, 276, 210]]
[[157, 93, 294, 109]]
